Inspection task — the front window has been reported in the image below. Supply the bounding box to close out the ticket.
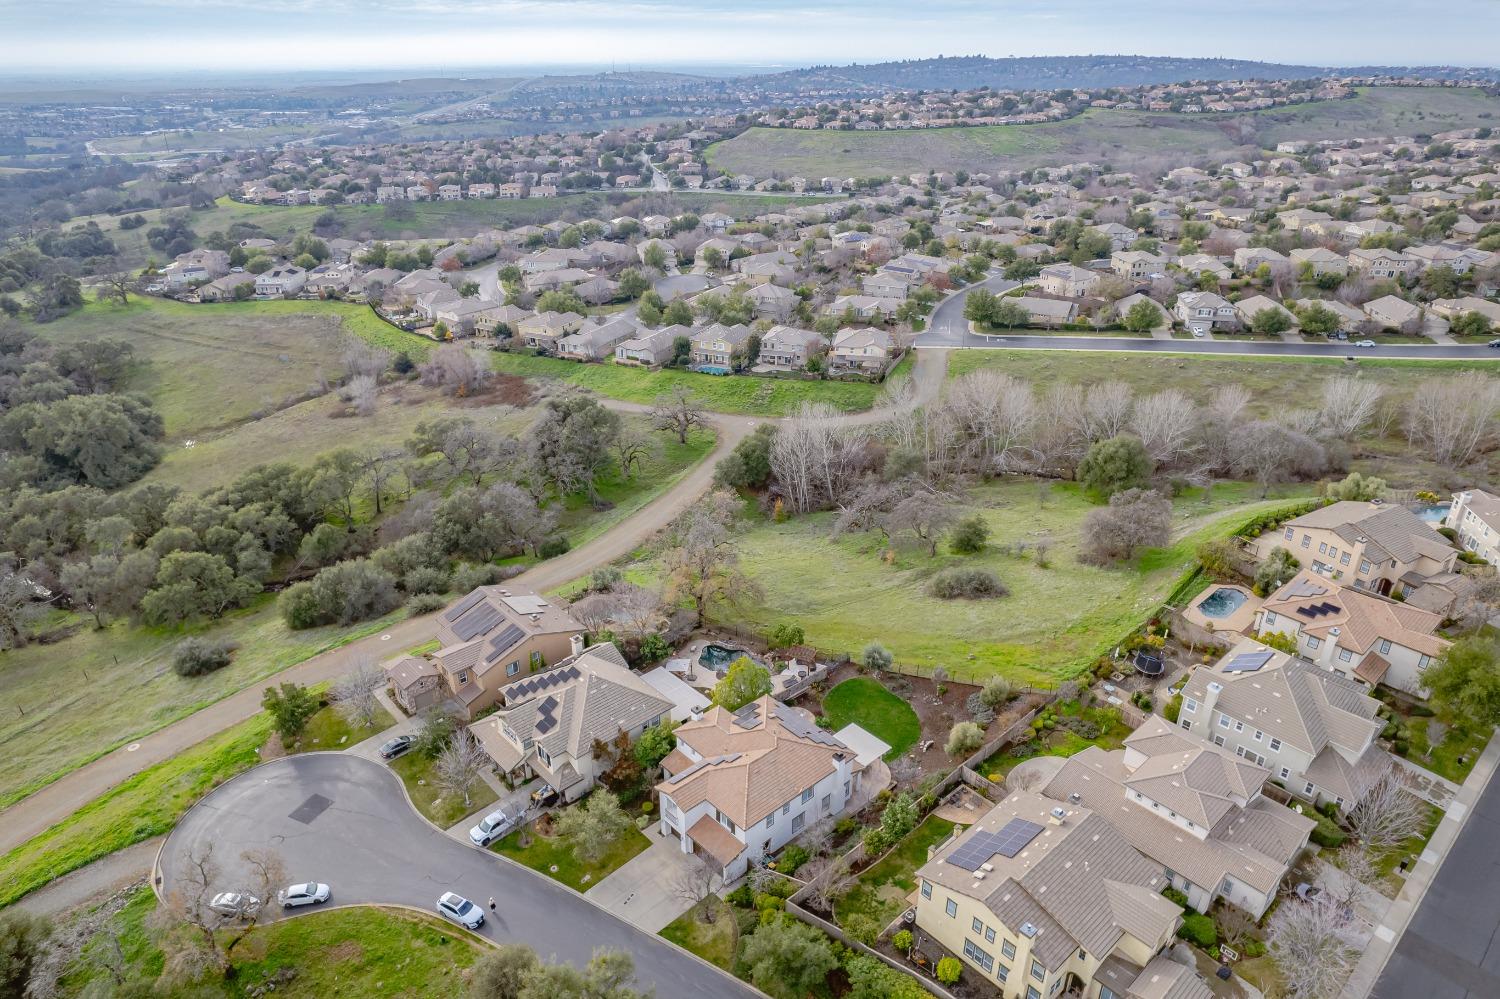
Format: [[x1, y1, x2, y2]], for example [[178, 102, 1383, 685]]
[[1031, 958, 1046, 983], [1270, 738, 1282, 751], [920, 880, 931, 900], [972, 917, 984, 934], [801, 788, 813, 804], [1339, 647, 1353, 663], [1219, 715, 1231, 729], [963, 939, 994, 973], [1184, 697, 1198, 713], [1306, 636, 1321, 650], [1280, 767, 1290, 779], [506, 660, 520, 676], [1002, 939, 1017, 960], [946, 898, 958, 918], [1419, 654, 1432, 670], [1379, 639, 1392, 655]]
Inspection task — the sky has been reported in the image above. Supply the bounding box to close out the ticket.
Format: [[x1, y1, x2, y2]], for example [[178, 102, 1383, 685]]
[[4, 0, 1499, 75]]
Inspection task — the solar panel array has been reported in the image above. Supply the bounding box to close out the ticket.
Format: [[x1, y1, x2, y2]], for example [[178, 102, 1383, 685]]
[[451, 602, 503, 642], [945, 817, 1044, 870], [444, 590, 487, 623], [732, 703, 763, 730], [535, 695, 560, 735], [504, 665, 581, 700], [484, 624, 526, 663], [1297, 601, 1340, 619], [1223, 650, 1274, 673]]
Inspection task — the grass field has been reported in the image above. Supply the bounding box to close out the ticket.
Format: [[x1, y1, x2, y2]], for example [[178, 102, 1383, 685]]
[[0, 712, 272, 907], [69, 192, 838, 269], [651, 480, 1310, 684], [291, 702, 395, 754], [493, 820, 650, 892], [390, 749, 499, 828], [821, 678, 921, 759], [706, 87, 1500, 177], [0, 597, 405, 813], [659, 898, 739, 970], [492, 352, 880, 416], [59, 886, 482, 998]]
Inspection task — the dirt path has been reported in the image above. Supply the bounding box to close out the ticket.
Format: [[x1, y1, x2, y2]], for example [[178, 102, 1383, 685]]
[[12, 837, 161, 919], [0, 351, 950, 860]]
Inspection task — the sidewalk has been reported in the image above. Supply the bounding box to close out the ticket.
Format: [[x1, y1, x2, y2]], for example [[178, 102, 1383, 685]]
[[1340, 729, 1500, 997]]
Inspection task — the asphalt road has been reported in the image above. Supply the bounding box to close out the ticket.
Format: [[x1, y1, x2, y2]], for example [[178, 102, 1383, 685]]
[[161, 753, 758, 997], [1370, 760, 1500, 999]]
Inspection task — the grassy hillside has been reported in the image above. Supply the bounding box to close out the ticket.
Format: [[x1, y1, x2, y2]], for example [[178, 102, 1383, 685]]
[[705, 87, 1500, 177]]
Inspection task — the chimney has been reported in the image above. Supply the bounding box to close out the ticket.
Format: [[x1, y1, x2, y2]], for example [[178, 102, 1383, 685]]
[[569, 634, 585, 658], [1048, 806, 1068, 826], [1201, 680, 1224, 724]]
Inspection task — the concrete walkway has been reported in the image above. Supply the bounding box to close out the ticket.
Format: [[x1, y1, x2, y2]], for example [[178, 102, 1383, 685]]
[[1392, 754, 1461, 809], [1342, 729, 1500, 997]]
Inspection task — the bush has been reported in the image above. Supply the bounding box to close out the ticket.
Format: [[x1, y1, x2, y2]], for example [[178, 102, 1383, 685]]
[[777, 844, 810, 875], [949, 515, 990, 554], [927, 567, 1008, 600], [979, 676, 1012, 709], [845, 954, 934, 999], [727, 884, 754, 908], [1161, 886, 1191, 909], [589, 566, 622, 592], [767, 622, 805, 649], [408, 592, 448, 615], [402, 564, 450, 595], [1164, 693, 1183, 723], [538, 536, 571, 558], [861, 641, 893, 672], [842, 912, 881, 946], [1310, 814, 1347, 848], [280, 558, 403, 629], [946, 721, 984, 757], [935, 956, 962, 985], [1177, 912, 1218, 949], [451, 562, 500, 593], [171, 636, 237, 677]]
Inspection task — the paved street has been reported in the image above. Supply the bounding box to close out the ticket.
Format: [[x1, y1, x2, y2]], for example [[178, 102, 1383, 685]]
[[160, 753, 756, 997], [1368, 752, 1500, 999]]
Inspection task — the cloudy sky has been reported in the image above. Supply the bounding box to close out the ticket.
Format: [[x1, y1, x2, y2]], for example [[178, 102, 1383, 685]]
[[5, 0, 1498, 75]]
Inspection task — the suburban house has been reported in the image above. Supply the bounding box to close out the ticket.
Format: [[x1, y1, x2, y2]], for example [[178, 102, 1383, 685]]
[[1110, 250, 1166, 281], [1179, 638, 1386, 808], [1234, 294, 1296, 330], [1234, 247, 1289, 273], [829, 326, 893, 372], [1173, 291, 1239, 333], [1255, 570, 1451, 695], [385, 585, 585, 718], [758, 324, 822, 369], [691, 322, 754, 369], [1249, 501, 1458, 597], [656, 697, 866, 881], [162, 249, 230, 289], [557, 316, 639, 361], [1362, 295, 1422, 333], [1038, 262, 1101, 298], [254, 265, 307, 298], [1348, 247, 1416, 280], [469, 643, 673, 803], [915, 790, 1207, 999], [614, 325, 682, 367], [1043, 715, 1314, 919], [1112, 293, 1166, 327], [1014, 296, 1078, 326], [198, 272, 256, 302], [1446, 488, 1500, 563], [1175, 254, 1231, 281], [516, 310, 585, 351], [1289, 247, 1349, 277], [1091, 221, 1139, 250], [746, 282, 797, 321]]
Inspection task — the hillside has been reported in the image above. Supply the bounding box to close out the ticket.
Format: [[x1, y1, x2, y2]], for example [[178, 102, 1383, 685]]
[[705, 86, 1500, 178]]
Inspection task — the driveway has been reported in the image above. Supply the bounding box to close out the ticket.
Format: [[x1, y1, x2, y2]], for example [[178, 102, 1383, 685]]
[[159, 753, 756, 998], [585, 830, 706, 933]]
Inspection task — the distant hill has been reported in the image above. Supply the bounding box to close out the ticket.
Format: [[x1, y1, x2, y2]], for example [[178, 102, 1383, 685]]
[[749, 55, 1499, 92]]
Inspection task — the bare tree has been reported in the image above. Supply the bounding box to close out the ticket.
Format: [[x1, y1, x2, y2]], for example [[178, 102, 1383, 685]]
[[1081, 488, 1171, 563], [1328, 846, 1380, 916], [1032, 382, 1088, 474], [100, 272, 135, 306], [361, 446, 406, 516], [434, 729, 487, 809], [1083, 381, 1135, 442], [344, 373, 379, 416], [418, 344, 491, 397], [1319, 376, 1384, 440], [343, 340, 392, 381], [671, 855, 721, 920], [801, 850, 856, 914], [612, 583, 663, 638], [882, 487, 957, 556], [651, 385, 708, 444], [570, 592, 621, 635], [1266, 899, 1360, 998], [1405, 371, 1500, 466], [408, 418, 519, 487], [940, 370, 1037, 473], [1347, 767, 1429, 850], [1132, 389, 1199, 466], [150, 843, 285, 982], [770, 403, 868, 514], [663, 491, 761, 623], [1233, 420, 1326, 497], [1216, 903, 1260, 954], [332, 659, 386, 730], [613, 425, 659, 479]]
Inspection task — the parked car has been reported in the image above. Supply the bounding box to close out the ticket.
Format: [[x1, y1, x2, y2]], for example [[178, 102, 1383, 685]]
[[1354, 339, 1376, 348], [208, 892, 260, 918], [379, 734, 416, 760], [469, 807, 520, 847], [530, 783, 560, 808], [437, 892, 485, 929], [1488, 338, 1500, 349], [277, 883, 331, 908], [1192, 328, 1205, 338]]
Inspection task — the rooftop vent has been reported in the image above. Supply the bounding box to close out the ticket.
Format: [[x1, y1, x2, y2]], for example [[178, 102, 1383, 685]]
[[1068, 792, 1081, 805], [1020, 922, 1039, 938], [1049, 806, 1068, 822]]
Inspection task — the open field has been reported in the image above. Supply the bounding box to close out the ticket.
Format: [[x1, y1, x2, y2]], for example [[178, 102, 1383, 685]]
[[492, 352, 881, 416], [58, 887, 482, 998], [706, 87, 1500, 177], [0, 598, 406, 813], [0, 712, 272, 907], [639, 480, 1311, 684], [69, 192, 838, 269]]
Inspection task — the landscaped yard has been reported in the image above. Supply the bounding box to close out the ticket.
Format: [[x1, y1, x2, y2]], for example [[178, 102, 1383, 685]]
[[1398, 715, 1491, 785], [821, 678, 921, 759], [58, 885, 481, 998], [288, 702, 395, 754], [977, 700, 1132, 780], [492, 352, 880, 416], [636, 479, 1312, 684], [492, 820, 650, 892], [659, 897, 740, 970], [389, 749, 499, 829], [0, 712, 273, 908], [834, 814, 957, 933]]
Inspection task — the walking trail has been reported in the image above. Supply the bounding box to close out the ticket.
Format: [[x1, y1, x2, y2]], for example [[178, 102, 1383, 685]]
[[0, 350, 950, 860]]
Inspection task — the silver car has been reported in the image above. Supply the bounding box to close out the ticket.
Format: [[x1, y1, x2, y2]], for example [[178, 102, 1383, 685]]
[[437, 892, 485, 929], [277, 882, 331, 908], [208, 892, 260, 918], [469, 807, 519, 847]]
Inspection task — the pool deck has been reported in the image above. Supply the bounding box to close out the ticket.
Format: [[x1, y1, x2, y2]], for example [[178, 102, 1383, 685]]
[[1182, 583, 1261, 636]]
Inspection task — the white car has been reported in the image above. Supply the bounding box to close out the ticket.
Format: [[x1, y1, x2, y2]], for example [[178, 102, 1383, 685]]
[[1192, 328, 1205, 338], [1354, 339, 1377, 348], [277, 882, 331, 908], [437, 892, 485, 929], [208, 892, 261, 918], [469, 807, 519, 847]]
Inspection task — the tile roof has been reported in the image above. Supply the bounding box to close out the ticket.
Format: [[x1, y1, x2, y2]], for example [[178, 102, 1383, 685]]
[[1261, 569, 1449, 658], [687, 814, 747, 867], [1283, 501, 1454, 565]]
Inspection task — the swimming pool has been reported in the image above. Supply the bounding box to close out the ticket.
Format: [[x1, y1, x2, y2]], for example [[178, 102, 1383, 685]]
[[1197, 587, 1249, 619], [696, 365, 732, 376], [699, 643, 745, 670], [1413, 503, 1450, 526]]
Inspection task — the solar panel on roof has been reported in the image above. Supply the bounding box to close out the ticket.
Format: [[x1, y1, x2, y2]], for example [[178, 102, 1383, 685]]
[[1224, 650, 1274, 673], [944, 817, 1044, 870], [443, 589, 487, 623], [450, 603, 503, 642], [504, 665, 581, 699], [535, 695, 559, 735], [483, 623, 526, 663]]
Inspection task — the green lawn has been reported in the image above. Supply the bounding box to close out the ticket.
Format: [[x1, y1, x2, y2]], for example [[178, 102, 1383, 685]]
[[58, 885, 481, 998], [977, 700, 1132, 780], [493, 821, 650, 892], [492, 352, 880, 416], [834, 814, 957, 931], [659, 897, 739, 970], [1368, 803, 1445, 894], [288, 702, 395, 754], [1401, 717, 1492, 785], [0, 712, 272, 908], [389, 750, 499, 829], [659, 479, 1311, 684], [0, 597, 405, 813], [821, 678, 921, 759]]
